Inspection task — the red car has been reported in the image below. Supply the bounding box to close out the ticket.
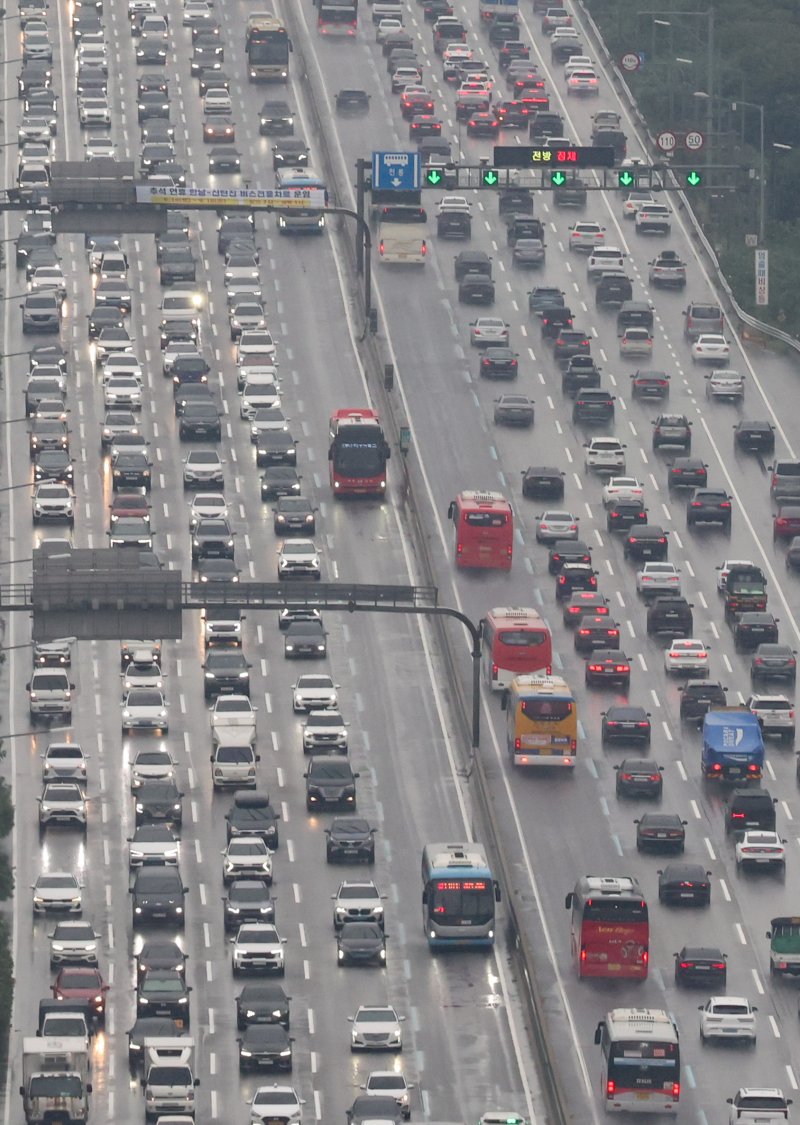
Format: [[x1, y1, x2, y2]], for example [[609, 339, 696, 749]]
[[773, 505, 800, 542], [110, 492, 151, 523], [52, 967, 109, 1023], [400, 91, 434, 119]]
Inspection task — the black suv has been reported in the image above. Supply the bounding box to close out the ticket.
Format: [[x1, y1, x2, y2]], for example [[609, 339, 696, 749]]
[[687, 489, 732, 530], [585, 650, 631, 688], [572, 389, 615, 424], [667, 457, 708, 491], [528, 286, 564, 316], [325, 817, 376, 863], [615, 759, 664, 799], [553, 329, 591, 365], [258, 99, 294, 135], [623, 524, 669, 561], [203, 649, 251, 697], [674, 947, 727, 988], [606, 499, 647, 532], [521, 466, 565, 500], [734, 419, 775, 454], [223, 879, 275, 931], [256, 432, 298, 468], [273, 497, 315, 535], [556, 563, 597, 600], [647, 596, 693, 637], [135, 781, 184, 827], [179, 402, 221, 442], [192, 517, 234, 560], [652, 414, 691, 451], [541, 305, 573, 339], [548, 539, 592, 574], [304, 758, 359, 812], [679, 680, 727, 723], [734, 612, 779, 652], [225, 792, 279, 847], [726, 787, 777, 834], [238, 1025, 293, 1072], [130, 866, 187, 927], [561, 355, 601, 397], [631, 370, 670, 399]]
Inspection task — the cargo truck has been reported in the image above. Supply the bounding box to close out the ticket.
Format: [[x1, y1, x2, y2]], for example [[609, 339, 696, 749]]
[[766, 917, 800, 978], [702, 708, 765, 781], [20, 1037, 91, 1125]]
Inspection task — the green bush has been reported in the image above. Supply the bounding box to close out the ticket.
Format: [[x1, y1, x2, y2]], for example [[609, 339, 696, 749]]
[[0, 917, 14, 1052], [0, 779, 13, 841]]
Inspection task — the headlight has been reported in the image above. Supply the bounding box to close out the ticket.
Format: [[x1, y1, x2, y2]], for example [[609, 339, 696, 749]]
[[52, 943, 64, 951], [135, 802, 143, 812], [139, 996, 149, 1005], [240, 1048, 252, 1057], [178, 996, 188, 1004]]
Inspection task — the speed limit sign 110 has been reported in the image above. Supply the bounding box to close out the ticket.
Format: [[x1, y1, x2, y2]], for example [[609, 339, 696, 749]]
[[657, 130, 677, 153]]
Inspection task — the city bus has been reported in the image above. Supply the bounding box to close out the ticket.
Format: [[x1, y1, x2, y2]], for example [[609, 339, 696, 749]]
[[564, 875, 649, 979], [447, 491, 513, 571], [328, 409, 390, 497], [421, 842, 501, 949], [315, 0, 358, 35], [501, 675, 577, 767], [245, 13, 291, 82], [274, 168, 327, 236], [594, 1008, 680, 1114], [482, 607, 552, 692]]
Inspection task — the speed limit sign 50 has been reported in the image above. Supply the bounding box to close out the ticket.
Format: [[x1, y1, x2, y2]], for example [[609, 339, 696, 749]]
[[685, 130, 705, 151]]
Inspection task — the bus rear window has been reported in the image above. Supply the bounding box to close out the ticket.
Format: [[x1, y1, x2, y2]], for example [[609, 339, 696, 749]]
[[464, 512, 508, 527], [583, 900, 647, 922], [520, 699, 572, 720], [499, 629, 548, 648], [616, 1042, 678, 1059]]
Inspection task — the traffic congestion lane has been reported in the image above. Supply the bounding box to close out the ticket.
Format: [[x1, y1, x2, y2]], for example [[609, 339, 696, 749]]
[[290, 0, 800, 1116], [4, 4, 542, 1125]]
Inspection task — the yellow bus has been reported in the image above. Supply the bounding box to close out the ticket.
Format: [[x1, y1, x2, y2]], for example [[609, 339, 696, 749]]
[[501, 674, 577, 768]]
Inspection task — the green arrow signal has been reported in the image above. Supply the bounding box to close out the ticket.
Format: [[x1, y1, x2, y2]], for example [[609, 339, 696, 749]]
[[686, 170, 702, 187], [618, 170, 635, 187], [551, 170, 566, 187], [425, 169, 442, 185], [482, 169, 499, 186]]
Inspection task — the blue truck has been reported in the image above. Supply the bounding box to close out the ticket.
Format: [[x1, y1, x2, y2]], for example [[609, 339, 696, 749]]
[[702, 709, 765, 781]]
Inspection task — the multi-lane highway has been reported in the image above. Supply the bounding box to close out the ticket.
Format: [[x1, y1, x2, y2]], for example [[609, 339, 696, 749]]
[[4, 0, 800, 1124], [0, 0, 543, 1123], [289, 1, 800, 1122]]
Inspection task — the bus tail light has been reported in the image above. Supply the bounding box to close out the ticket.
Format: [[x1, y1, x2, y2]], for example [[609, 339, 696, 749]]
[[606, 1081, 615, 1097], [506, 545, 512, 557], [642, 948, 649, 964], [492, 663, 499, 679], [546, 664, 552, 675], [580, 947, 587, 962], [514, 738, 521, 751], [457, 542, 463, 555], [671, 1083, 680, 1100], [570, 738, 577, 751]]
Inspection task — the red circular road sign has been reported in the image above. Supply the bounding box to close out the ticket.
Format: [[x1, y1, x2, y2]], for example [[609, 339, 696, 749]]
[[621, 52, 640, 71]]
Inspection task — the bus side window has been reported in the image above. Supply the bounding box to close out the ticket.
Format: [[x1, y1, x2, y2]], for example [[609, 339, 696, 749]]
[[447, 501, 456, 521], [494, 881, 501, 903], [500, 689, 508, 711]]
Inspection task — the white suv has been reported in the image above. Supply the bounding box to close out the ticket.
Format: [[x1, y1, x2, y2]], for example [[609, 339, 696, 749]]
[[584, 437, 626, 474], [32, 482, 74, 524]]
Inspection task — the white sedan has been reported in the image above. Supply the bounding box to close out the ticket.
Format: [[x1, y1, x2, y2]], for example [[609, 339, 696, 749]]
[[563, 55, 593, 76], [735, 830, 786, 871], [699, 996, 757, 1044], [121, 688, 169, 733], [249, 1086, 302, 1125], [103, 374, 143, 409], [691, 334, 730, 364], [602, 477, 644, 506], [469, 317, 509, 348], [664, 639, 710, 676], [189, 492, 228, 529], [636, 562, 681, 597], [716, 559, 755, 592]]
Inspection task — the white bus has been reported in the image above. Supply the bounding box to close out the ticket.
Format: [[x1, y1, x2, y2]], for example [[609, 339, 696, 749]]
[[594, 1008, 680, 1114]]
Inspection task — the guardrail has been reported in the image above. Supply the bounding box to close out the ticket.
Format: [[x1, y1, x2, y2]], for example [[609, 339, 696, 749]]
[[576, 1, 800, 360]]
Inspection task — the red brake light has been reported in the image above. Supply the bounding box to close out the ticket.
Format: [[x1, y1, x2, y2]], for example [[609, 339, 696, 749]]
[[607, 1081, 616, 1097], [649, 774, 660, 782], [672, 1084, 680, 1100]]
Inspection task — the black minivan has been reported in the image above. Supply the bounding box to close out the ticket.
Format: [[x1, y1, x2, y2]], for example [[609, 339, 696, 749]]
[[726, 788, 777, 835], [617, 300, 654, 335]]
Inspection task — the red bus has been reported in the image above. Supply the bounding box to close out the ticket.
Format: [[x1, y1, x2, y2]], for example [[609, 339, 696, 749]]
[[315, 0, 358, 35], [448, 491, 513, 570], [482, 607, 552, 691], [328, 409, 390, 498], [565, 875, 649, 980]]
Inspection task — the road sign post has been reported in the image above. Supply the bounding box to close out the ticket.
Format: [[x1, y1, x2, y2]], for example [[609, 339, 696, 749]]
[[371, 151, 421, 191]]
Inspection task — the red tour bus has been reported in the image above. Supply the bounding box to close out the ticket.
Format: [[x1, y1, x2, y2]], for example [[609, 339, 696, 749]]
[[448, 491, 513, 570], [328, 409, 390, 498], [482, 607, 552, 691], [315, 0, 358, 35], [564, 875, 649, 980]]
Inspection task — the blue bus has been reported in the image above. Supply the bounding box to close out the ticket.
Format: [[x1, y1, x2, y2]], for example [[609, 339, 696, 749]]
[[421, 843, 501, 949]]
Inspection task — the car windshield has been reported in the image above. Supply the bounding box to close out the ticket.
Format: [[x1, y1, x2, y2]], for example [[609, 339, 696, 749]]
[[143, 977, 184, 992], [215, 698, 250, 712], [38, 875, 77, 888], [231, 884, 268, 902], [254, 1093, 298, 1107], [239, 928, 277, 944], [310, 762, 351, 780], [358, 1009, 395, 1023], [229, 841, 265, 856], [339, 885, 377, 900], [136, 872, 179, 891]]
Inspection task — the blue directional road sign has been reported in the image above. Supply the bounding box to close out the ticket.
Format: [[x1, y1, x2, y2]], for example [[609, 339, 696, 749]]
[[372, 151, 421, 191]]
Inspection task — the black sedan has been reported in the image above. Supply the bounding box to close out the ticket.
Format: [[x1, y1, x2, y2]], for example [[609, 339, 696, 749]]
[[466, 111, 500, 137], [136, 940, 186, 981], [585, 650, 631, 688], [203, 650, 250, 697], [223, 879, 275, 931], [209, 146, 241, 172], [574, 616, 620, 654], [666, 457, 708, 491], [33, 450, 74, 485], [521, 465, 565, 500], [179, 402, 222, 441], [261, 466, 301, 501], [563, 591, 609, 627], [112, 452, 152, 490], [238, 1024, 293, 1072], [548, 539, 592, 575], [304, 758, 358, 812], [601, 705, 651, 745], [479, 347, 518, 379], [615, 759, 663, 799], [134, 780, 183, 827], [674, 946, 726, 987], [235, 982, 290, 1031], [635, 813, 687, 854], [337, 921, 386, 967], [606, 498, 647, 532], [136, 968, 192, 1024], [623, 524, 669, 561], [658, 863, 711, 906]]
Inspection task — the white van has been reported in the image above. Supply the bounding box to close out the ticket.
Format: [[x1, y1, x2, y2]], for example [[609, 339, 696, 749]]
[[160, 290, 201, 323], [378, 222, 428, 265], [210, 738, 260, 789], [27, 668, 74, 721]]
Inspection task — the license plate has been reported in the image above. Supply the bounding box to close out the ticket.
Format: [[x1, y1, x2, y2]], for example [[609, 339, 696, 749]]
[[175, 1018, 184, 1028], [656, 832, 667, 838], [152, 911, 166, 918], [343, 848, 357, 855], [635, 1093, 650, 1101], [680, 892, 693, 898]]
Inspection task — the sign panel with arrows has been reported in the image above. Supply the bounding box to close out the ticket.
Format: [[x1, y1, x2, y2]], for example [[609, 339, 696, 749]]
[[372, 150, 421, 191]]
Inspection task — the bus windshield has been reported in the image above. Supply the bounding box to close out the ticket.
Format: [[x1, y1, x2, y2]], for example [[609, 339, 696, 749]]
[[248, 38, 288, 64], [429, 881, 494, 925], [335, 442, 384, 475]]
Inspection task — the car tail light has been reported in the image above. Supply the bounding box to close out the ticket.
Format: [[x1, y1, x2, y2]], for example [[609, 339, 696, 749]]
[[731, 810, 744, 818], [649, 773, 660, 782], [608, 629, 619, 637], [747, 763, 760, 774], [637, 721, 649, 728], [578, 628, 589, 635], [721, 501, 731, 508], [421, 241, 427, 256], [680, 961, 691, 969], [615, 664, 629, 672]]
